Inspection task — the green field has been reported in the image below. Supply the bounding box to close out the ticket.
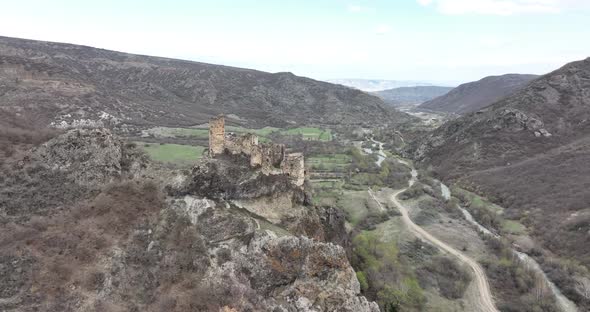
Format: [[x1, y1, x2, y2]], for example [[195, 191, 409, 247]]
[[338, 191, 375, 226], [137, 142, 205, 165], [308, 154, 351, 171], [311, 179, 345, 189], [225, 126, 280, 137], [280, 127, 332, 141], [502, 220, 527, 235], [452, 187, 505, 214], [143, 126, 332, 142], [143, 127, 210, 139]]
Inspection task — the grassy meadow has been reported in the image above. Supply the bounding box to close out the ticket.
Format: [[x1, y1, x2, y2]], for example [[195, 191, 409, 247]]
[[136, 142, 205, 166], [143, 125, 332, 142]]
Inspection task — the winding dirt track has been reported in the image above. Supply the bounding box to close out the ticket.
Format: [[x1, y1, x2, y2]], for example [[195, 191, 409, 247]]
[[391, 162, 499, 312]]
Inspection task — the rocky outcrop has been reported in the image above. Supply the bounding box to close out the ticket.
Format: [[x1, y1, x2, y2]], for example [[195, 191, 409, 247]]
[[174, 157, 306, 201], [0, 129, 376, 311], [0, 128, 149, 219], [31, 128, 123, 186], [492, 108, 549, 136]]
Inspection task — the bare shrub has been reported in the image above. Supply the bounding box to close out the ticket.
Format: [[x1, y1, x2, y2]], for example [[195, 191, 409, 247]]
[[0, 179, 166, 310], [417, 256, 472, 299]]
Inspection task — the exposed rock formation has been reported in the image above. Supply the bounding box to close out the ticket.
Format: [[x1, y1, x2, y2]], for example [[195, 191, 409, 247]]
[[28, 128, 148, 186], [0, 128, 377, 311]]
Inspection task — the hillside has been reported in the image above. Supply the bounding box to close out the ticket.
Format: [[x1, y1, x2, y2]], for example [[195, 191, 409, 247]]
[[410, 57, 590, 306], [0, 127, 379, 312], [418, 74, 538, 114], [0, 36, 406, 130], [326, 79, 437, 92], [372, 86, 453, 106]]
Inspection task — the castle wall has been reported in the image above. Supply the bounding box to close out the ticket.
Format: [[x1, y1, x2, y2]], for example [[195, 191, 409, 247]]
[[225, 133, 260, 159], [207, 116, 305, 188], [281, 153, 305, 187], [261, 143, 285, 168], [250, 145, 263, 167], [209, 115, 225, 156]]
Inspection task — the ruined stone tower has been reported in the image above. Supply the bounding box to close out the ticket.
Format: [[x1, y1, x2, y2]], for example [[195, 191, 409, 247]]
[[207, 115, 306, 188], [281, 153, 305, 187], [209, 115, 225, 156]]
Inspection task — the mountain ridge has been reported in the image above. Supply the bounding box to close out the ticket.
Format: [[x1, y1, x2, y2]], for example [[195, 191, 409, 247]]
[[325, 78, 451, 92], [372, 86, 453, 106], [410, 58, 590, 307], [0, 36, 407, 130], [418, 74, 539, 114]]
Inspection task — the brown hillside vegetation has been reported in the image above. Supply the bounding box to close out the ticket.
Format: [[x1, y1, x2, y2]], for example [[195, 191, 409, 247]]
[[372, 86, 453, 106], [411, 57, 590, 307], [0, 128, 379, 311], [418, 74, 538, 114], [0, 111, 60, 162], [0, 36, 408, 129]]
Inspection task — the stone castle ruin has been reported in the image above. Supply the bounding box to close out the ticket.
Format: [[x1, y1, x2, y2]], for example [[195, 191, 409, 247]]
[[208, 115, 305, 187]]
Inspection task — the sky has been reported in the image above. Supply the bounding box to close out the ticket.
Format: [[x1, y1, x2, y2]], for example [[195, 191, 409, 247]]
[[0, 0, 589, 84]]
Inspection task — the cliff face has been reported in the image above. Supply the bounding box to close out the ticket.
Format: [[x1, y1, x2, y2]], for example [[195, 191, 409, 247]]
[[0, 128, 377, 311]]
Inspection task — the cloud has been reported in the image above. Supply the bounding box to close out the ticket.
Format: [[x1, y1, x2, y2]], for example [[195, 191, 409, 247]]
[[478, 35, 508, 48], [416, 0, 586, 15], [347, 4, 375, 13], [375, 24, 392, 35]]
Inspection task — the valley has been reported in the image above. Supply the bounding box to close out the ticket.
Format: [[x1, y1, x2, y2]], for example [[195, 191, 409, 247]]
[[1, 34, 589, 312]]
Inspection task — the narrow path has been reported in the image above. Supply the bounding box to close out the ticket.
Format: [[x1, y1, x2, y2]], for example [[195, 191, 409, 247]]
[[368, 188, 385, 212], [369, 138, 386, 167], [392, 160, 500, 312], [442, 182, 579, 312]]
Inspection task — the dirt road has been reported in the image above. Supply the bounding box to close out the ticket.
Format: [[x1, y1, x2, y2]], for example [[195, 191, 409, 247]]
[[391, 161, 499, 312]]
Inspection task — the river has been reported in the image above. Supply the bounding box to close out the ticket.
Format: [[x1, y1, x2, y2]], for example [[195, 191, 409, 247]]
[[363, 138, 386, 167]]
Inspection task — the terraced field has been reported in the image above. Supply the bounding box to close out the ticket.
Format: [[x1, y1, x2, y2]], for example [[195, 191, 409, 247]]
[[281, 127, 332, 141], [308, 154, 351, 171]]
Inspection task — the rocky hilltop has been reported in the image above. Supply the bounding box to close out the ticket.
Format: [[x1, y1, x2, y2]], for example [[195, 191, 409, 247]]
[[418, 74, 538, 114], [0, 36, 406, 130], [410, 57, 590, 307], [0, 128, 378, 311]]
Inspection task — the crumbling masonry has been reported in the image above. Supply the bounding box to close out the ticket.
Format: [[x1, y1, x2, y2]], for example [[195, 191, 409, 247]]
[[208, 115, 306, 187]]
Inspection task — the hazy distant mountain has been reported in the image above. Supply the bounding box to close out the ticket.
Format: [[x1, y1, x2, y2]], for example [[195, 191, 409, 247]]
[[325, 79, 445, 92], [0, 36, 409, 130], [372, 86, 453, 106], [411, 58, 590, 297], [418, 74, 538, 114]]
